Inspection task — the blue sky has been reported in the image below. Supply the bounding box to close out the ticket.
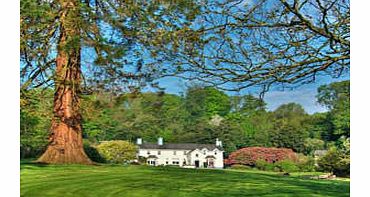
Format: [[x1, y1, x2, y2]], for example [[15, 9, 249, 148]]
[[156, 74, 349, 114], [73, 0, 349, 115]]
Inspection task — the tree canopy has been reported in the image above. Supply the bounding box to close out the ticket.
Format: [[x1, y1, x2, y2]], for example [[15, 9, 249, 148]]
[[21, 81, 350, 159]]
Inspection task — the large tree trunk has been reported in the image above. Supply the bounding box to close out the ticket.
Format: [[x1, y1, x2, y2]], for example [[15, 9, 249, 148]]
[[37, 0, 92, 164]]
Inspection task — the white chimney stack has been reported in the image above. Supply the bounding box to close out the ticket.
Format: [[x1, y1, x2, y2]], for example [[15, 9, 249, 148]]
[[216, 138, 222, 147], [158, 137, 163, 146], [136, 138, 142, 145]]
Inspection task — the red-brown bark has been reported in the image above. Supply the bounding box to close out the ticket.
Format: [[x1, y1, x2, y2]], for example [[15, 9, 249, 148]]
[[37, 0, 92, 164]]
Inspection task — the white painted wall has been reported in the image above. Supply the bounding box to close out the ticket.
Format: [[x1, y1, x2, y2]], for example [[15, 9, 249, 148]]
[[188, 148, 224, 168], [138, 149, 190, 167], [137, 148, 224, 168]]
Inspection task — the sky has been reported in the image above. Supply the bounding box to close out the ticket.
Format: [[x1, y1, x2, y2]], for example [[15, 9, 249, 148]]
[[156, 74, 349, 115], [148, 0, 350, 115], [71, 0, 349, 115]]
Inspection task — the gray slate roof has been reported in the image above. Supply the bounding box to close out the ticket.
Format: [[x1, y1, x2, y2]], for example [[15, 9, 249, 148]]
[[147, 155, 158, 159], [138, 143, 223, 151]]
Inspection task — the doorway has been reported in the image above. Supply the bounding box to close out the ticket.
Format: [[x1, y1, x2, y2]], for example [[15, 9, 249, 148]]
[[195, 160, 199, 168]]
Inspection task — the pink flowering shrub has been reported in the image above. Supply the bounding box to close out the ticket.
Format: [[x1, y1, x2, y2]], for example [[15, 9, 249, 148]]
[[225, 147, 297, 166]]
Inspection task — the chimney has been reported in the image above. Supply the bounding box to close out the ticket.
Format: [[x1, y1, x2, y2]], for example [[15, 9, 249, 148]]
[[158, 137, 163, 146], [216, 138, 222, 147], [136, 138, 142, 145]]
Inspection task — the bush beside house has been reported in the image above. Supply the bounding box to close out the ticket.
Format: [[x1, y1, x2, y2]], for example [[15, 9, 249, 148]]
[[225, 147, 318, 173], [225, 147, 298, 166], [96, 140, 137, 164], [83, 142, 106, 163]]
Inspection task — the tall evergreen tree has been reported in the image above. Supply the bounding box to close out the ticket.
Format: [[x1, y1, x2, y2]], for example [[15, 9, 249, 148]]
[[21, 0, 200, 164]]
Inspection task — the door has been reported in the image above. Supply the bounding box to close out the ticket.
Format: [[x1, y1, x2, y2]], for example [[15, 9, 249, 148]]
[[195, 160, 199, 168], [208, 160, 214, 168]]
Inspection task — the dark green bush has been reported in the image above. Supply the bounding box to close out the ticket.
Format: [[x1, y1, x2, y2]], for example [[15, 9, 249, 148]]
[[230, 164, 253, 170], [255, 159, 300, 173], [96, 140, 137, 164], [138, 156, 147, 164], [317, 148, 349, 177], [275, 160, 299, 173], [296, 154, 316, 172], [83, 142, 106, 163], [255, 160, 275, 171], [20, 145, 47, 159]]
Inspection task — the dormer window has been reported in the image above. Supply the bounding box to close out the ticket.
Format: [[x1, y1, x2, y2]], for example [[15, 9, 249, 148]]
[[214, 150, 217, 155], [195, 154, 199, 157], [147, 151, 150, 155], [203, 150, 206, 155]]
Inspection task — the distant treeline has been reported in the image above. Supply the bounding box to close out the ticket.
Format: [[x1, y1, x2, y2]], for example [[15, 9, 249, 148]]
[[20, 80, 349, 158]]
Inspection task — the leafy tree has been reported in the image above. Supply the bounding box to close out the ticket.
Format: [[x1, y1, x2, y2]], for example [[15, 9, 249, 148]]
[[209, 119, 248, 154], [317, 80, 350, 139], [184, 86, 231, 119], [317, 80, 350, 110], [269, 119, 308, 153], [303, 138, 325, 155], [230, 94, 266, 115], [274, 103, 306, 119], [20, 89, 53, 158], [81, 91, 189, 144], [269, 103, 309, 153], [304, 112, 333, 141], [21, 0, 201, 164]]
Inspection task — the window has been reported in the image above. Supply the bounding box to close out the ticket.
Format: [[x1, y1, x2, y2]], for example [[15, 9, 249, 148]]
[[147, 151, 150, 155], [203, 150, 206, 155], [158, 151, 161, 155], [147, 161, 150, 164], [195, 154, 199, 157], [172, 161, 179, 165], [173, 151, 176, 155], [214, 151, 217, 155], [166, 161, 169, 164], [184, 151, 187, 155]]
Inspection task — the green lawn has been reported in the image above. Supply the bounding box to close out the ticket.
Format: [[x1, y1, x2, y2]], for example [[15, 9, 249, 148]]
[[21, 162, 349, 197]]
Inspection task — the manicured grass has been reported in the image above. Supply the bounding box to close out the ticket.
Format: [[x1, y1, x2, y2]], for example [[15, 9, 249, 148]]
[[21, 162, 349, 197]]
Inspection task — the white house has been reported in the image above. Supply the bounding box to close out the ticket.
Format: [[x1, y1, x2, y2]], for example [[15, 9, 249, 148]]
[[136, 137, 224, 169]]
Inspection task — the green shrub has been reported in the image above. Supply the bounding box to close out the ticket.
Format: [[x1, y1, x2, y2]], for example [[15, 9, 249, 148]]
[[230, 164, 252, 170], [83, 142, 106, 163], [138, 156, 147, 164], [275, 160, 299, 173], [317, 147, 350, 177], [265, 163, 276, 171], [96, 140, 137, 164], [255, 159, 266, 170], [296, 154, 316, 172], [255, 159, 275, 171]]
